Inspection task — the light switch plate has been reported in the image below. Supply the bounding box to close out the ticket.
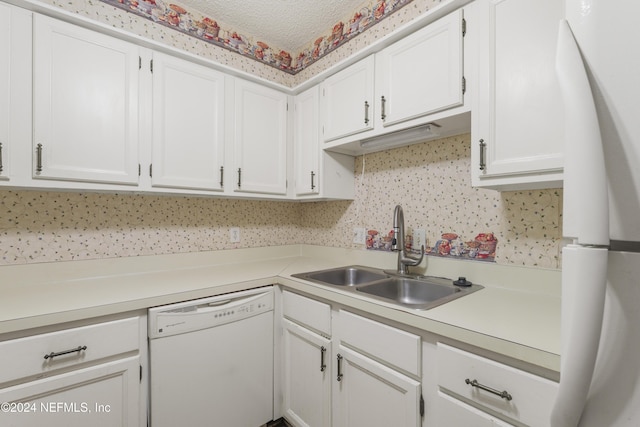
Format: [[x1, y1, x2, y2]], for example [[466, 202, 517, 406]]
[[353, 227, 366, 245], [229, 227, 240, 243], [413, 229, 426, 250]]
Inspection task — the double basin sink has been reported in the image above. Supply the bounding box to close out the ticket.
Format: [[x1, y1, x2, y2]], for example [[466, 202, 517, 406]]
[[292, 265, 483, 310]]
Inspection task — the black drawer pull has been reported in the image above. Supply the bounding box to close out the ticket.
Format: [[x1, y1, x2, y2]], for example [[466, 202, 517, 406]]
[[44, 345, 87, 360], [465, 378, 512, 401]]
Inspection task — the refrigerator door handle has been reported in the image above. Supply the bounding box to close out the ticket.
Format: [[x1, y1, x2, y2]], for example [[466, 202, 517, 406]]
[[555, 20, 609, 246], [551, 245, 608, 427]]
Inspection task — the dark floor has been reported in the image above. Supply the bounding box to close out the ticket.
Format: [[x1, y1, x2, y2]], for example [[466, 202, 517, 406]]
[[266, 418, 292, 427]]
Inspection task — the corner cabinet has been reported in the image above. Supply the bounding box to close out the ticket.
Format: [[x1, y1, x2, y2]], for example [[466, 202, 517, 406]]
[[233, 79, 289, 196], [471, 0, 564, 190], [149, 52, 226, 192], [32, 14, 140, 185], [294, 86, 355, 200]]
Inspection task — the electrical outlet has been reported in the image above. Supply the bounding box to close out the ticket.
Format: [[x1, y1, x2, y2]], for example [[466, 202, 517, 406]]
[[413, 229, 426, 250], [353, 227, 366, 245], [229, 227, 240, 243]]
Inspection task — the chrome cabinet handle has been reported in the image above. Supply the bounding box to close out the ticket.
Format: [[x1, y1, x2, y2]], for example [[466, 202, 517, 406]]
[[320, 346, 326, 372], [381, 96, 386, 121], [36, 143, 43, 173], [479, 139, 487, 171], [311, 171, 316, 190], [44, 345, 87, 360], [465, 378, 513, 401], [237, 168, 242, 189], [0, 142, 3, 173], [220, 166, 224, 188], [337, 354, 343, 381], [364, 101, 370, 125]]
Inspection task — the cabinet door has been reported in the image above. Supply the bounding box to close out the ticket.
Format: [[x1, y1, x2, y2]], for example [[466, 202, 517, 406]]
[[33, 15, 140, 185], [0, 4, 30, 185], [376, 9, 464, 128], [322, 55, 375, 142], [294, 86, 320, 196], [282, 319, 331, 427], [472, 0, 564, 188], [151, 52, 225, 191], [0, 356, 140, 427], [0, 3, 10, 182], [436, 392, 514, 426], [234, 78, 288, 195], [334, 346, 421, 427]]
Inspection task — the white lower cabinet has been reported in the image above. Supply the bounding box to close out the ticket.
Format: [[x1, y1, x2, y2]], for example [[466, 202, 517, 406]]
[[334, 345, 421, 427], [436, 391, 514, 426], [281, 291, 422, 427], [283, 319, 332, 427], [436, 343, 558, 427], [0, 316, 145, 427], [0, 357, 140, 427]]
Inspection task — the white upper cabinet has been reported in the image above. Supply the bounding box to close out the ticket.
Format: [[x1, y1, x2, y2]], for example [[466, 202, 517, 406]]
[[375, 8, 464, 128], [322, 55, 375, 142], [321, 8, 470, 155], [294, 86, 355, 200], [233, 78, 288, 195], [472, 0, 564, 190], [150, 52, 225, 192], [0, 3, 31, 186], [294, 86, 320, 196], [0, 3, 11, 182], [32, 15, 140, 185]]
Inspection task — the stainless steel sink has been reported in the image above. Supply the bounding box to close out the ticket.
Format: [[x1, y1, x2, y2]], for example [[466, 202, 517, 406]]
[[356, 277, 465, 310], [292, 266, 483, 310], [293, 266, 387, 287]]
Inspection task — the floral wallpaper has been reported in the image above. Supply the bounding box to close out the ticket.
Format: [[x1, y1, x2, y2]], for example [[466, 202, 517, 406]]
[[298, 134, 563, 268], [0, 135, 563, 269], [99, 0, 415, 74]]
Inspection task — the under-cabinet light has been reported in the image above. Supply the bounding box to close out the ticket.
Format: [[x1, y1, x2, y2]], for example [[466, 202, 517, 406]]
[[359, 123, 441, 150]]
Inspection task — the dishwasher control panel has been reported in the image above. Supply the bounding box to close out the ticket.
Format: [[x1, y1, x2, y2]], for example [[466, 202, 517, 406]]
[[148, 286, 274, 338]]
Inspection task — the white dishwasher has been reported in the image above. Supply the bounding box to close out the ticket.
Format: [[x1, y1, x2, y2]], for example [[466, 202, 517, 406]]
[[148, 286, 274, 427]]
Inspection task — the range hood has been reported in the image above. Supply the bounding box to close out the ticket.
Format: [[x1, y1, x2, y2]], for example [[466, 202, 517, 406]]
[[323, 111, 471, 156]]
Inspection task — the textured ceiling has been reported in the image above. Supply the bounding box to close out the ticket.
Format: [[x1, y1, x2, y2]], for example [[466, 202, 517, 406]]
[[174, 0, 367, 53]]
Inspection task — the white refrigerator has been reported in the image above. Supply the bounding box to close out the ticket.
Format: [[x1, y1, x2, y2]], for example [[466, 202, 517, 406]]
[[551, 0, 640, 426]]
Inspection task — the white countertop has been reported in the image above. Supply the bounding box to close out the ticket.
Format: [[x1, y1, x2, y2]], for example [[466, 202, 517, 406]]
[[0, 245, 561, 373]]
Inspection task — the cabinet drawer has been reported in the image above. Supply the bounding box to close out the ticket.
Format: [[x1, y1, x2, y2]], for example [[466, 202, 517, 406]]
[[0, 317, 140, 385], [437, 343, 558, 427], [283, 291, 331, 336], [337, 310, 420, 376]]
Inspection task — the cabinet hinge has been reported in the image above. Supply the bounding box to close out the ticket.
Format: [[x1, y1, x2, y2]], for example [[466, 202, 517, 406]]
[[138, 56, 142, 70], [420, 394, 425, 417], [139, 365, 143, 383], [462, 76, 466, 95], [462, 18, 467, 37], [149, 164, 153, 177], [150, 59, 153, 73], [138, 164, 141, 176]]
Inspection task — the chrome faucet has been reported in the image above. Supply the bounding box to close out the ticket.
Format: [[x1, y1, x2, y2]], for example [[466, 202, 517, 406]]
[[391, 205, 424, 275]]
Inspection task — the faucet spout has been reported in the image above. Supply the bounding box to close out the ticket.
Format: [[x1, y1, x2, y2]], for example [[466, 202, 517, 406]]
[[391, 205, 424, 275]]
